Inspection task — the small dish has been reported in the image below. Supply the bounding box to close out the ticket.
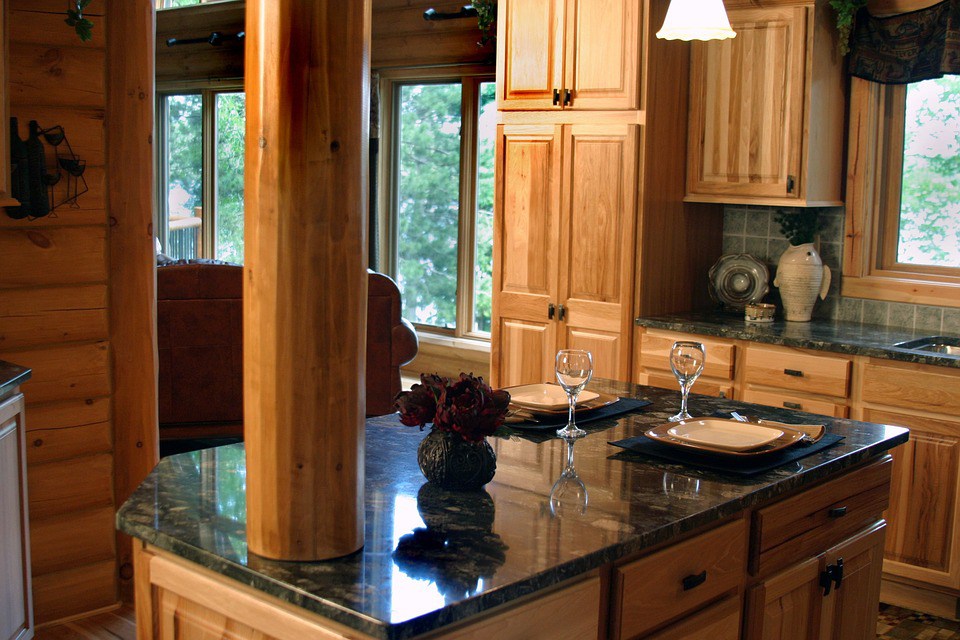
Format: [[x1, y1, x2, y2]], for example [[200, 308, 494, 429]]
[[507, 383, 599, 411], [667, 419, 783, 452], [745, 302, 776, 323]]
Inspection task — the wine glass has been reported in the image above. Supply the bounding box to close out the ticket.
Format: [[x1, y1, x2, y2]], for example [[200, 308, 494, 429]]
[[549, 436, 588, 517], [555, 349, 593, 438], [668, 341, 705, 422]]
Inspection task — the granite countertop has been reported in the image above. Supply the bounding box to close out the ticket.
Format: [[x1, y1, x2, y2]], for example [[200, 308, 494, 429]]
[[636, 311, 960, 369], [117, 380, 908, 640], [0, 360, 32, 399]]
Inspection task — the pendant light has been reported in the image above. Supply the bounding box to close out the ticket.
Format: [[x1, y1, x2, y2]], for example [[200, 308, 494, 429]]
[[656, 0, 736, 41]]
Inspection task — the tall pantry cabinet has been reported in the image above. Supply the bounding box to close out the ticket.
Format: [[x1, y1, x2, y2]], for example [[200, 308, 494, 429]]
[[491, 0, 723, 387]]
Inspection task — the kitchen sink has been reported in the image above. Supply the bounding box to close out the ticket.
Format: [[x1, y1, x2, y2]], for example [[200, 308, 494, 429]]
[[894, 336, 960, 356]]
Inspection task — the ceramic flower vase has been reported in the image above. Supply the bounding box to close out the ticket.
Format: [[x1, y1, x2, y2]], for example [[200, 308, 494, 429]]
[[774, 243, 831, 322], [417, 429, 497, 491]]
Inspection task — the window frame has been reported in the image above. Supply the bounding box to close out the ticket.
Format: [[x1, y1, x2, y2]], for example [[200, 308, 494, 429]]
[[378, 66, 496, 341], [155, 81, 244, 261], [843, 76, 960, 307]]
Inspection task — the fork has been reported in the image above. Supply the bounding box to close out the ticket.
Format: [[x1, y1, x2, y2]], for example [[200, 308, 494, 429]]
[[730, 411, 817, 445]]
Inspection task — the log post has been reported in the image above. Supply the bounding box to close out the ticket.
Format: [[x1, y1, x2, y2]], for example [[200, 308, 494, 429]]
[[244, 0, 370, 560]]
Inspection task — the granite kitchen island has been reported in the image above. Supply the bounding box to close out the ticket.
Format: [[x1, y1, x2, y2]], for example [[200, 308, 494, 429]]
[[118, 380, 908, 640]]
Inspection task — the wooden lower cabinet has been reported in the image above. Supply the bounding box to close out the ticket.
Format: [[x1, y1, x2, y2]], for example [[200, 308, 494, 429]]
[[745, 524, 885, 640], [0, 392, 33, 640], [858, 359, 960, 615], [133, 462, 893, 639]]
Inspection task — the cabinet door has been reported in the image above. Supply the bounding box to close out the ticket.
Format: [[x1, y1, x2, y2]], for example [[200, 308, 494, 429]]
[[819, 524, 886, 640], [0, 394, 32, 640], [497, 0, 565, 110], [687, 6, 808, 201], [745, 555, 822, 640], [644, 596, 741, 640], [563, 0, 641, 110], [558, 124, 637, 381], [491, 125, 562, 387], [863, 407, 960, 589]]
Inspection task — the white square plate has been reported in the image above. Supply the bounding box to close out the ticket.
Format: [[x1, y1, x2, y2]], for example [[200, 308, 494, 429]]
[[507, 383, 600, 411], [666, 419, 784, 452]]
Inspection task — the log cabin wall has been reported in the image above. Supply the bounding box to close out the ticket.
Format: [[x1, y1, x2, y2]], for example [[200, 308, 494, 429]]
[[0, 0, 157, 625]]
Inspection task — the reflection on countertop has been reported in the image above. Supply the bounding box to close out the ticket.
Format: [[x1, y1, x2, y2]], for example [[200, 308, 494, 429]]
[[117, 379, 908, 640], [636, 311, 960, 368]]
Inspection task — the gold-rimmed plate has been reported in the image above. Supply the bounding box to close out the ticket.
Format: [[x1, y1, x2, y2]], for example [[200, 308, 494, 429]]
[[644, 419, 806, 457], [501, 383, 619, 417]]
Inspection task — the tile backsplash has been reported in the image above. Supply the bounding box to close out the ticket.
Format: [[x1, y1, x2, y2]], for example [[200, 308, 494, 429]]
[[721, 205, 959, 333]]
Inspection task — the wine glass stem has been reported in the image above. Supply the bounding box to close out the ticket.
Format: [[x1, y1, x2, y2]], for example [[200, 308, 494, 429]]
[[566, 438, 575, 469], [567, 391, 579, 429], [679, 383, 690, 417]]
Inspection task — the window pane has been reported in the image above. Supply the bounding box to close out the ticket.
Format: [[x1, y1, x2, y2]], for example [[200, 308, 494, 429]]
[[473, 81, 496, 334], [396, 83, 463, 329], [164, 94, 203, 260], [898, 77, 960, 267], [215, 92, 246, 263]]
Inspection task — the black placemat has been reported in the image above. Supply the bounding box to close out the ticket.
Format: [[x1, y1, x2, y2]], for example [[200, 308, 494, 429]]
[[608, 432, 844, 477], [508, 398, 652, 432]]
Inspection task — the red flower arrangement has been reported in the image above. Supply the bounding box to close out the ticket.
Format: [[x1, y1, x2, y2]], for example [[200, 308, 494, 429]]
[[395, 373, 511, 442]]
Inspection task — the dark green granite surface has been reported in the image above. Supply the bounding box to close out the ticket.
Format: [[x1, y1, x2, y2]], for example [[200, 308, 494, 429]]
[[636, 312, 960, 368], [117, 380, 907, 640], [0, 360, 31, 400]]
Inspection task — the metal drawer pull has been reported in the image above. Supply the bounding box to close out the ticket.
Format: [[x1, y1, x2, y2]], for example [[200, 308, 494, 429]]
[[783, 401, 802, 410], [784, 368, 804, 377], [819, 558, 844, 596], [548, 303, 555, 320], [828, 506, 847, 518], [553, 88, 560, 106], [681, 570, 707, 591], [563, 88, 572, 105], [557, 304, 566, 321]]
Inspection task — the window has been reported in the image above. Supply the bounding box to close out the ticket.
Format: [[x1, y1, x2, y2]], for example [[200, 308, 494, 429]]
[[157, 90, 245, 263], [843, 76, 960, 306], [382, 71, 496, 339]]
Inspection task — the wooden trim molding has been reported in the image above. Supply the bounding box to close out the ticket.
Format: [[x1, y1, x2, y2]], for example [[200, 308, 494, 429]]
[[842, 77, 960, 308]]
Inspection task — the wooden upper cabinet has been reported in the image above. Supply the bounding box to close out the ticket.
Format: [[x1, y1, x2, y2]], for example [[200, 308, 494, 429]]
[[559, 123, 637, 381], [491, 123, 638, 386], [686, 0, 845, 206], [491, 124, 563, 387], [497, 0, 641, 111]]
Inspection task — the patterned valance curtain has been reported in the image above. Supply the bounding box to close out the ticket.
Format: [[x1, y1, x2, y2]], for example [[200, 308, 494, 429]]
[[848, 0, 960, 83]]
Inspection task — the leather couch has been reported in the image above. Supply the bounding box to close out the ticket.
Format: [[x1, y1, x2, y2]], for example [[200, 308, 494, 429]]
[[157, 260, 418, 441]]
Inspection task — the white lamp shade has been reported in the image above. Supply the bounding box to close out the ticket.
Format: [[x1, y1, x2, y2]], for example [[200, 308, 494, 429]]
[[656, 0, 736, 41]]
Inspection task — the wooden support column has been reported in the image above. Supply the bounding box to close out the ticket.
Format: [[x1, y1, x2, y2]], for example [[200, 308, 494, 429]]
[[244, 0, 370, 560], [108, 0, 159, 598]]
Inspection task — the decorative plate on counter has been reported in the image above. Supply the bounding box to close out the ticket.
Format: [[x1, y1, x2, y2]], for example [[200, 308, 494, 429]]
[[708, 254, 770, 310]]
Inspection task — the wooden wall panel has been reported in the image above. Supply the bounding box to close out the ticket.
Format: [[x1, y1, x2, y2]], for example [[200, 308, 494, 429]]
[[25, 396, 110, 430], [0, 342, 111, 404], [8, 44, 106, 108], [27, 453, 114, 519], [31, 560, 117, 626], [26, 421, 112, 466], [0, 285, 108, 350], [0, 227, 108, 287], [3, 0, 126, 624], [29, 505, 116, 576], [372, 0, 494, 68]]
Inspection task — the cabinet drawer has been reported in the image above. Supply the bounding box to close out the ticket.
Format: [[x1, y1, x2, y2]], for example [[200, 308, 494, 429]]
[[641, 371, 733, 399], [612, 519, 746, 639], [644, 595, 741, 640], [743, 345, 850, 397], [740, 388, 848, 418], [751, 457, 892, 577], [862, 361, 960, 415], [640, 332, 736, 380]]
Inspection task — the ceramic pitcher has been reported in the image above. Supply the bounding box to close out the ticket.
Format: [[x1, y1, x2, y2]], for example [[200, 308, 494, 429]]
[[774, 243, 831, 322]]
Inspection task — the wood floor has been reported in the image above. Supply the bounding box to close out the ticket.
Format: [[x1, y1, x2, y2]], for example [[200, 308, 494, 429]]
[[33, 606, 135, 640], [29, 602, 960, 639]]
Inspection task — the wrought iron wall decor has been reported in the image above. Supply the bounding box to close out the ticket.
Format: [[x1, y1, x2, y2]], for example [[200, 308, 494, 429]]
[[6, 118, 88, 220]]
